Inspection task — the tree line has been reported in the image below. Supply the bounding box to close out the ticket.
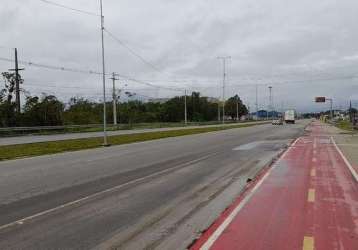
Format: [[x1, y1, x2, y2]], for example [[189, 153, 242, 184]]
[[0, 72, 248, 127]]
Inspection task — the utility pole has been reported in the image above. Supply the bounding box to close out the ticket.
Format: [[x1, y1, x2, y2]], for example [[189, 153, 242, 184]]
[[110, 72, 119, 126], [9, 48, 24, 113], [184, 89, 187, 125], [99, 0, 108, 146], [217, 56, 231, 124]]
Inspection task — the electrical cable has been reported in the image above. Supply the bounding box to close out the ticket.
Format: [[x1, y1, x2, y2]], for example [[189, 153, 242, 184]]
[[38, 0, 99, 16], [104, 28, 165, 74]]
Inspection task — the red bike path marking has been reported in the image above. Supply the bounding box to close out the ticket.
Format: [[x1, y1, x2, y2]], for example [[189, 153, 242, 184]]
[[191, 122, 358, 250]]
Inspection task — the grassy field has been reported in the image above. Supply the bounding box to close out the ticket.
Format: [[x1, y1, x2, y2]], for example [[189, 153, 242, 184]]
[[0, 122, 265, 161], [336, 120, 355, 132]]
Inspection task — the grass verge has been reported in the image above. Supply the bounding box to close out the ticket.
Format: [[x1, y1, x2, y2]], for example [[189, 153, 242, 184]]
[[336, 120, 356, 132], [0, 123, 265, 161]]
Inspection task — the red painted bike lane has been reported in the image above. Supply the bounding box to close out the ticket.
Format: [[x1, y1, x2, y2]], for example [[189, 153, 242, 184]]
[[191, 122, 358, 250]]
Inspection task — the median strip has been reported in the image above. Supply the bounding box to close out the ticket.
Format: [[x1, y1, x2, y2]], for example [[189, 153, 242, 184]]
[[0, 123, 266, 161]]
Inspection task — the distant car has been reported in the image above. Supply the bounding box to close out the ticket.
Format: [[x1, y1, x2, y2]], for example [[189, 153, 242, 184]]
[[272, 119, 283, 125]]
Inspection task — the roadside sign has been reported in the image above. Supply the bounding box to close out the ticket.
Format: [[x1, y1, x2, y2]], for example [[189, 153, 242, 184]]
[[315, 97, 326, 103]]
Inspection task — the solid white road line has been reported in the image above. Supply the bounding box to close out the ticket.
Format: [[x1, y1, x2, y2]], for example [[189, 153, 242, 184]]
[[200, 137, 300, 250], [0, 153, 218, 231], [331, 136, 358, 182]]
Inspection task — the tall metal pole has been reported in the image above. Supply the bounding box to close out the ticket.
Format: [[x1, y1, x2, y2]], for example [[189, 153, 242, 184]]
[[217, 56, 230, 124], [100, 0, 108, 146], [222, 60, 225, 124], [184, 89, 187, 125], [111, 72, 119, 126]]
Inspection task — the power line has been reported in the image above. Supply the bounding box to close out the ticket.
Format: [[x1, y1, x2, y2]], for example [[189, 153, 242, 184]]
[[0, 56, 184, 91], [225, 75, 358, 88], [2, 56, 356, 93], [38, 0, 99, 16], [104, 28, 165, 74], [124, 77, 183, 92], [0, 56, 103, 75]]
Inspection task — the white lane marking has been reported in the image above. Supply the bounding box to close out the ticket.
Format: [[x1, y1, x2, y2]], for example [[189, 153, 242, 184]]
[[312, 157, 317, 163], [0, 153, 217, 231], [313, 138, 317, 149], [200, 137, 300, 250], [313, 150, 317, 155], [331, 137, 358, 182]]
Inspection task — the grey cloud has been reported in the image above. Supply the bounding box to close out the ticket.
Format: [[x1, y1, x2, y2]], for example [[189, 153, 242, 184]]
[[1, 0, 358, 112]]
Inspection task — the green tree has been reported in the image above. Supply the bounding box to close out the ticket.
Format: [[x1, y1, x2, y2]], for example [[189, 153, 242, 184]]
[[63, 97, 102, 125], [225, 95, 248, 120], [22, 94, 64, 126], [0, 72, 18, 126]]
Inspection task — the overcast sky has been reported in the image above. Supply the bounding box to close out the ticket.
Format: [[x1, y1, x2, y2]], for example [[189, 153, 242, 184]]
[[1, 0, 358, 112]]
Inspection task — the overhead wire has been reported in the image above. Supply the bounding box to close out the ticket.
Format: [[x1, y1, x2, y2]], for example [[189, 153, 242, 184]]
[[104, 28, 165, 75], [38, 0, 99, 16], [0, 56, 185, 91]]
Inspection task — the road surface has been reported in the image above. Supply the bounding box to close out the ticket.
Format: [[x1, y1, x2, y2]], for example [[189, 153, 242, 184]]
[[0, 121, 308, 249], [0, 121, 266, 146], [191, 121, 358, 250]]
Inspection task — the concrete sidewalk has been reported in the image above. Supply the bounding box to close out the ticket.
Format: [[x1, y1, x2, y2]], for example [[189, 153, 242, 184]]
[[191, 121, 358, 250]]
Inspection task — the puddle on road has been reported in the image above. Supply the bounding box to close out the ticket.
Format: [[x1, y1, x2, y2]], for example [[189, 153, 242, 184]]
[[233, 140, 289, 151], [232, 141, 263, 150]]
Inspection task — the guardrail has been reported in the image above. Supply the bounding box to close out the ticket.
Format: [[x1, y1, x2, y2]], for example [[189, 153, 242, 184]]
[[0, 120, 269, 136], [0, 124, 112, 136], [0, 124, 103, 132]]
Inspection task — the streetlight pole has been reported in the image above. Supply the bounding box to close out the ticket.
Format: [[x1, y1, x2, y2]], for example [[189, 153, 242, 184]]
[[217, 56, 231, 124], [99, 0, 108, 146]]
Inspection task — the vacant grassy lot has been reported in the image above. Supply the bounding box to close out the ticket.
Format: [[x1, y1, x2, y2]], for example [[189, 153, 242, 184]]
[[336, 120, 356, 132], [0, 123, 264, 161]]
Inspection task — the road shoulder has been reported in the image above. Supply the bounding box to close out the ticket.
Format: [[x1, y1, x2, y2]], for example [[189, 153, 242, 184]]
[[324, 123, 358, 174]]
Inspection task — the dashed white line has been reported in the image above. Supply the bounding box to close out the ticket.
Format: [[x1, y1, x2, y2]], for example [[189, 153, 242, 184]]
[[0, 153, 217, 231]]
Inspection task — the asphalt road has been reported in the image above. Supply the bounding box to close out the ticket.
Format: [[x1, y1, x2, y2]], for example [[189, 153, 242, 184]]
[[0, 121, 267, 146], [0, 120, 309, 250]]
